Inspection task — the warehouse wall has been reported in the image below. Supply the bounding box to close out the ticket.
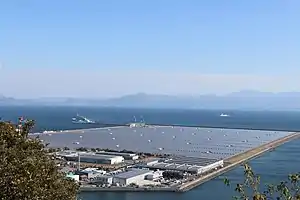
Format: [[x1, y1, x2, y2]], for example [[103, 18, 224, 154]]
[[113, 172, 152, 186], [199, 160, 224, 174]]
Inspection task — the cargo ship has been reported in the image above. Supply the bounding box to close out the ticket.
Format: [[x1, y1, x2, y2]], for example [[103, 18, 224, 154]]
[[72, 114, 95, 124]]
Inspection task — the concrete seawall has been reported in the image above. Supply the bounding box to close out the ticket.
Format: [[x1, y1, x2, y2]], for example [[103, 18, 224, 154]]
[[177, 132, 300, 192], [79, 186, 175, 192]]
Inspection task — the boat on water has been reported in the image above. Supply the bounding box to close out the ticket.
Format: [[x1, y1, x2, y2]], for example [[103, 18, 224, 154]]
[[220, 113, 230, 117], [72, 114, 95, 124]]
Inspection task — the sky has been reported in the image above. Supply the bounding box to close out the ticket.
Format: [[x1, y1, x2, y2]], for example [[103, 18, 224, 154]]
[[0, 0, 300, 98]]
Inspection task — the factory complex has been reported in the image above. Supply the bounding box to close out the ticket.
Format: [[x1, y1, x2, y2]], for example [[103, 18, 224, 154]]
[[42, 125, 299, 192]]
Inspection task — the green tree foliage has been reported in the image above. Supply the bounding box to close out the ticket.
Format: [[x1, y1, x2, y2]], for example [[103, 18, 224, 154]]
[[224, 163, 300, 200], [0, 120, 79, 200], [63, 146, 70, 151]]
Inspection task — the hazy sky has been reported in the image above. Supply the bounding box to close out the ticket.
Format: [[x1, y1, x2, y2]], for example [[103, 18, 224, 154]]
[[1, 0, 300, 98]]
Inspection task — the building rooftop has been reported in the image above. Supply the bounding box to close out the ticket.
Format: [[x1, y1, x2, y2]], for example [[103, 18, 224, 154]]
[[114, 169, 151, 179], [78, 154, 123, 160], [96, 151, 136, 157], [164, 155, 218, 166]]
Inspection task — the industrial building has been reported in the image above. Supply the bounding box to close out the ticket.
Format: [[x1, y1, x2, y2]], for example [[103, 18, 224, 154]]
[[96, 151, 139, 160], [113, 169, 152, 186], [61, 152, 124, 165], [145, 156, 224, 174], [145, 170, 163, 180], [90, 175, 113, 185], [75, 168, 107, 180], [145, 158, 161, 166]]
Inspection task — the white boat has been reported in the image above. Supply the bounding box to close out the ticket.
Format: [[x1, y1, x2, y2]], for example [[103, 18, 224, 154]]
[[72, 114, 95, 124], [220, 113, 230, 117]]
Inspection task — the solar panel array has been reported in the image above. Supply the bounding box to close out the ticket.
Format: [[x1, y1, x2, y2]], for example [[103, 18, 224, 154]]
[[37, 126, 292, 160]]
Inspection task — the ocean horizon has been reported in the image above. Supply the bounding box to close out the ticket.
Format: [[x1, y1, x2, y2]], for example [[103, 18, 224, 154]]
[[1, 106, 300, 200]]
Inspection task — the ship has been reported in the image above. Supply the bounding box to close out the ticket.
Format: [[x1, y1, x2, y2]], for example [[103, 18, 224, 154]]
[[72, 114, 95, 124], [220, 113, 230, 117]]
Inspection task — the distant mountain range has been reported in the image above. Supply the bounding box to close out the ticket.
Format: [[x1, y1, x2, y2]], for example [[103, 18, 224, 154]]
[[1, 90, 300, 111]]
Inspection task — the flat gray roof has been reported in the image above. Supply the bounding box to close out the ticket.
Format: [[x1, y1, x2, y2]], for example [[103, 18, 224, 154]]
[[79, 154, 122, 160], [96, 151, 136, 157], [35, 126, 293, 160], [114, 169, 150, 179], [64, 153, 122, 160], [165, 155, 218, 166]]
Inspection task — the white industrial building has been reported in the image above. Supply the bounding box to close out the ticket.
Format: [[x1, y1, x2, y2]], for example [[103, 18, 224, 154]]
[[113, 169, 152, 186], [97, 151, 139, 160], [145, 158, 160, 166], [198, 160, 224, 174], [61, 152, 124, 165], [147, 160, 224, 174], [82, 168, 106, 174], [76, 168, 107, 179]]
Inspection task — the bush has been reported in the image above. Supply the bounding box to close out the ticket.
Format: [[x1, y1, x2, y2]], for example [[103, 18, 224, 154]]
[[224, 163, 300, 200]]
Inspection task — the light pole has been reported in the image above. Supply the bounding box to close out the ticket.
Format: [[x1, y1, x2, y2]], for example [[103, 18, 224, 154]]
[[78, 153, 81, 171]]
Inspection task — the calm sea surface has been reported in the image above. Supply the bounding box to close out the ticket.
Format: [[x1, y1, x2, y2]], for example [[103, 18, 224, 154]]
[[1, 106, 300, 200]]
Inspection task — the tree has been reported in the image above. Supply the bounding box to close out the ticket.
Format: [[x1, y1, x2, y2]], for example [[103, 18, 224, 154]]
[[224, 163, 300, 200], [0, 119, 79, 200], [63, 146, 70, 151]]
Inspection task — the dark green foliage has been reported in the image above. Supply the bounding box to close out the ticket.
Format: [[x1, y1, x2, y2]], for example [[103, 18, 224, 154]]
[[63, 146, 70, 151], [0, 120, 79, 200], [224, 163, 300, 200], [76, 147, 88, 151]]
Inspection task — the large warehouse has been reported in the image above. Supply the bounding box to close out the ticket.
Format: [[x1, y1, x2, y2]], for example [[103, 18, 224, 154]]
[[60, 152, 124, 165], [113, 169, 152, 186], [96, 151, 139, 160], [146, 156, 224, 174]]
